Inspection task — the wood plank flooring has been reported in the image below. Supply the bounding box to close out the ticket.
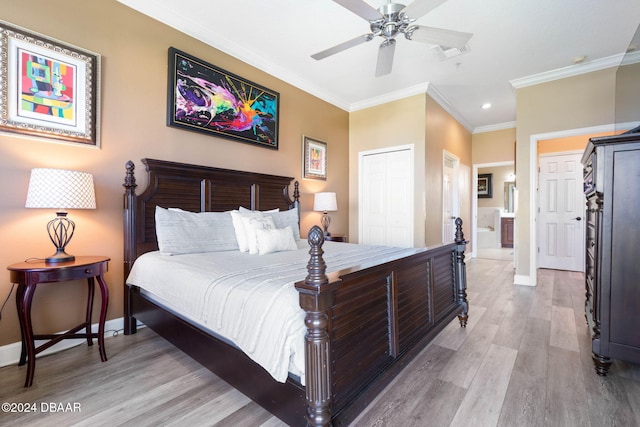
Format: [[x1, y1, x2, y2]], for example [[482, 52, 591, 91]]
[[1, 258, 639, 426]]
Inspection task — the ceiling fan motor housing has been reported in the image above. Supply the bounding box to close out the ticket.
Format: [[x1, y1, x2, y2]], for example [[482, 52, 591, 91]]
[[373, 3, 413, 39]]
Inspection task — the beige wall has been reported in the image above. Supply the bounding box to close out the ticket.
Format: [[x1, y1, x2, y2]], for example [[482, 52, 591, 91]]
[[472, 128, 516, 165], [424, 96, 472, 246], [348, 93, 472, 247], [514, 68, 617, 283], [0, 1, 349, 346], [348, 94, 427, 246]]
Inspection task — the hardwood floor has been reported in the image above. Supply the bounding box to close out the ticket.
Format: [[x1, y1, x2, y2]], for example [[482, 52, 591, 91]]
[[1, 258, 639, 426]]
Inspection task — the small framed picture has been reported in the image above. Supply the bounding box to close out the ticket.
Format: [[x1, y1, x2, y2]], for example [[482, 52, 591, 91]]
[[0, 20, 101, 146], [303, 136, 327, 180], [478, 173, 493, 198]]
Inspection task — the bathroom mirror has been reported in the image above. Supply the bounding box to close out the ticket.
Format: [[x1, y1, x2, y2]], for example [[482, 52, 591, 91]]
[[504, 182, 515, 213]]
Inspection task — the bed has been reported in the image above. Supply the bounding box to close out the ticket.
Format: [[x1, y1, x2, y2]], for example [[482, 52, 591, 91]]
[[123, 158, 469, 426]]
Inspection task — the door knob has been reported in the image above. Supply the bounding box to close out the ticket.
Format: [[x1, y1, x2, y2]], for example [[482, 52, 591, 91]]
[[571, 216, 582, 221]]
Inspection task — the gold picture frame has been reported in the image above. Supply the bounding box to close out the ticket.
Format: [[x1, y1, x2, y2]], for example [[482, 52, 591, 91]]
[[0, 20, 101, 146]]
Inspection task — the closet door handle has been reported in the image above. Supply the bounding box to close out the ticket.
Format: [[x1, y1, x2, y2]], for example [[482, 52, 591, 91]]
[[571, 216, 582, 221]]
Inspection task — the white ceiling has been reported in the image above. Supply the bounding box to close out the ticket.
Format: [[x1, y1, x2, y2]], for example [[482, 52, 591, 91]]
[[117, 0, 640, 133]]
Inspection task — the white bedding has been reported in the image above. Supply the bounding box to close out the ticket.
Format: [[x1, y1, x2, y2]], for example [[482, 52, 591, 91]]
[[126, 241, 421, 384]]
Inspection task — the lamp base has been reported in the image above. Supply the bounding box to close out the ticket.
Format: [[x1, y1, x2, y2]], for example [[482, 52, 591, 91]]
[[45, 249, 75, 264]]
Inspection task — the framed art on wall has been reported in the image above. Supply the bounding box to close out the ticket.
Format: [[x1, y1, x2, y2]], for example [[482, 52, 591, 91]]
[[478, 173, 493, 198], [0, 20, 101, 146], [303, 136, 327, 180], [167, 47, 279, 149]]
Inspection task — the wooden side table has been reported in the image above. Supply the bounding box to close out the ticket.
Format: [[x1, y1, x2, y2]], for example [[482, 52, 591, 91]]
[[8, 256, 110, 387], [324, 234, 347, 242]]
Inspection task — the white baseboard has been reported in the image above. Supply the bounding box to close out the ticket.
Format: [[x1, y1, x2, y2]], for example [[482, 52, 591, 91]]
[[0, 317, 125, 368], [514, 274, 534, 286]]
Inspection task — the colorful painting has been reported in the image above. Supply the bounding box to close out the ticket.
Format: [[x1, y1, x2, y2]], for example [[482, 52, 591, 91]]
[[167, 48, 279, 149], [303, 136, 327, 180], [0, 20, 100, 146], [19, 51, 76, 125]]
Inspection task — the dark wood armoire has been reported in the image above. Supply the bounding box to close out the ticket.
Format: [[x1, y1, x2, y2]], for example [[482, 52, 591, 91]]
[[582, 131, 640, 375]]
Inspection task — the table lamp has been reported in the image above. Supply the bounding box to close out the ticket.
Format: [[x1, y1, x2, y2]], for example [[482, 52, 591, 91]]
[[313, 192, 337, 236], [25, 168, 96, 263]]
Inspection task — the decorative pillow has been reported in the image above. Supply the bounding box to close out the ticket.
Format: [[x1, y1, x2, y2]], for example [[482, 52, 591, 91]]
[[256, 226, 298, 255], [231, 210, 263, 252], [155, 206, 238, 255], [270, 208, 301, 241], [231, 207, 281, 252], [242, 216, 277, 254]]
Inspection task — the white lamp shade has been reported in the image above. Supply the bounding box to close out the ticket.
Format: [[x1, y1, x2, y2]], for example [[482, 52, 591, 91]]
[[313, 192, 337, 212], [25, 168, 96, 210]]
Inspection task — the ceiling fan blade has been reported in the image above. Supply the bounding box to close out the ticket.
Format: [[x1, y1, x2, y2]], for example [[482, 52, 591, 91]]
[[333, 0, 382, 22], [311, 34, 373, 60], [407, 25, 472, 48], [402, 0, 448, 19], [375, 39, 396, 77]]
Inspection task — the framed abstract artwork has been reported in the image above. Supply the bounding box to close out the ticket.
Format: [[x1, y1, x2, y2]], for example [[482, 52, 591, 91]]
[[478, 173, 493, 198], [167, 47, 279, 149], [303, 136, 327, 180], [0, 20, 101, 146]]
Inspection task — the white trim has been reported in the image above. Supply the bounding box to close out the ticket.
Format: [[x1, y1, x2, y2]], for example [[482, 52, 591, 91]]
[[514, 274, 533, 286], [350, 83, 430, 112], [510, 53, 624, 89], [473, 121, 517, 134], [0, 317, 126, 368]]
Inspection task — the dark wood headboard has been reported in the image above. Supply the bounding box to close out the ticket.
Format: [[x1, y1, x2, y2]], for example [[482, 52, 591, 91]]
[[123, 158, 299, 277]]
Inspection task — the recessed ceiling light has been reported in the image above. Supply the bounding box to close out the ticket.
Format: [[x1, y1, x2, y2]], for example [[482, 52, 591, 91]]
[[481, 103, 491, 110]]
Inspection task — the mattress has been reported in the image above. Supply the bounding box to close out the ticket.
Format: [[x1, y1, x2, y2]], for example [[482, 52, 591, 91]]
[[126, 241, 420, 384]]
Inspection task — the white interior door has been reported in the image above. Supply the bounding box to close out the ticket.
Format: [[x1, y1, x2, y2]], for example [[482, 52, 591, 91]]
[[442, 152, 459, 243], [538, 152, 585, 271], [360, 145, 414, 247]]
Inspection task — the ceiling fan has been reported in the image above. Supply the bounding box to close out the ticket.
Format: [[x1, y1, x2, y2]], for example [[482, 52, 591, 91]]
[[311, 0, 472, 77]]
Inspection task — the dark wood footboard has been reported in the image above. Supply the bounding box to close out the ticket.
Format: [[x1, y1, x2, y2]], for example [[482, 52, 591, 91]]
[[122, 159, 468, 426], [297, 221, 468, 426]]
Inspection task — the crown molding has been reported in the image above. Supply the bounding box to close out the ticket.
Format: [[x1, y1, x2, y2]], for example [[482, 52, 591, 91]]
[[473, 122, 517, 134], [348, 82, 431, 112], [510, 53, 624, 89], [425, 85, 473, 132]]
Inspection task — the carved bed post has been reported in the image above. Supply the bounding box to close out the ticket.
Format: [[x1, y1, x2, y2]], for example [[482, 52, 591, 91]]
[[295, 225, 338, 427], [123, 160, 138, 335], [454, 217, 469, 327]]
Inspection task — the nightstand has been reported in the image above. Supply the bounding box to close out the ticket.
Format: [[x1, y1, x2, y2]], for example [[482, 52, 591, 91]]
[[324, 234, 347, 243], [8, 256, 110, 387]]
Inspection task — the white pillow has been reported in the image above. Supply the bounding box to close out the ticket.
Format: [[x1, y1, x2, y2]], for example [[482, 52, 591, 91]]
[[256, 226, 298, 255], [155, 206, 238, 255], [239, 206, 279, 214], [231, 207, 281, 251], [270, 208, 301, 241], [242, 216, 276, 254]]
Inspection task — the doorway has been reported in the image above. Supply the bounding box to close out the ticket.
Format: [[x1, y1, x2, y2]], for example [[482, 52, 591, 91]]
[[471, 161, 514, 260], [442, 151, 460, 243], [537, 152, 585, 272]]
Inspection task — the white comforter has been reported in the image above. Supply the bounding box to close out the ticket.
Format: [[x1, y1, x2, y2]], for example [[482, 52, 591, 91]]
[[126, 241, 420, 384]]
